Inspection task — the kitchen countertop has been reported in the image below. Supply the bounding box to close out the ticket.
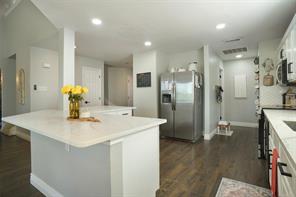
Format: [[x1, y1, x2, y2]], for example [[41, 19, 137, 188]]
[[264, 109, 296, 169], [2, 110, 166, 148], [81, 105, 136, 113]]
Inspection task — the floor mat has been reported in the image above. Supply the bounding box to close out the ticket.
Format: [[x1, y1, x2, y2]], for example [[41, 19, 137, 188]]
[[215, 177, 271, 197]]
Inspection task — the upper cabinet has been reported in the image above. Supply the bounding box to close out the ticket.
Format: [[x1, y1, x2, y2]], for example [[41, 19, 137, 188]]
[[279, 14, 296, 83]]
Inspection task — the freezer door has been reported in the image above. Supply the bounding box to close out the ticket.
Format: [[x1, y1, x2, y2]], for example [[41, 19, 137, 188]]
[[174, 71, 195, 140], [160, 73, 174, 137]]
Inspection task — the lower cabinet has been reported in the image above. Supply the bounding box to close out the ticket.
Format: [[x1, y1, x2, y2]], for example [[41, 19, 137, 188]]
[[269, 125, 296, 197]]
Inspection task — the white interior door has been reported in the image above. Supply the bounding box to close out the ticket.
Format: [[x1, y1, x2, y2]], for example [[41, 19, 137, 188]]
[[82, 66, 102, 106]]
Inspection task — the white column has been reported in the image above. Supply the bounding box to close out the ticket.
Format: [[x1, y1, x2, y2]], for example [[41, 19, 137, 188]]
[[58, 28, 75, 111]]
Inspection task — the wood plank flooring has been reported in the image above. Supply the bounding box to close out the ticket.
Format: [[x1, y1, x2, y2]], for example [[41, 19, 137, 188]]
[[158, 126, 269, 197], [0, 134, 43, 197], [0, 126, 268, 197]]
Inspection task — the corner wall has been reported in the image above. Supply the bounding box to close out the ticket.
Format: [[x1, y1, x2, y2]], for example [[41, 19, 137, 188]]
[[133, 50, 168, 117], [133, 51, 158, 117], [204, 45, 223, 139]]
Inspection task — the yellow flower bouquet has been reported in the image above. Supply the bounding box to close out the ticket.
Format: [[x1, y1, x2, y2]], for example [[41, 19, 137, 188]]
[[61, 85, 89, 119]]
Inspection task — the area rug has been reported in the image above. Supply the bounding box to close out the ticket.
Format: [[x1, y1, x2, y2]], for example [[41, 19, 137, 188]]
[[215, 177, 271, 197]]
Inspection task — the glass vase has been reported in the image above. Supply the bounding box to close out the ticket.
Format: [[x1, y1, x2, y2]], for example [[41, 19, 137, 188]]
[[69, 100, 80, 119]]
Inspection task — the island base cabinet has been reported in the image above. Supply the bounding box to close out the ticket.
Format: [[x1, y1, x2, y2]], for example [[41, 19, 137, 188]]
[[30, 127, 160, 197]]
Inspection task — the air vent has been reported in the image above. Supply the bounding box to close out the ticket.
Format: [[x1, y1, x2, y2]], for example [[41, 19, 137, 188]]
[[225, 38, 241, 43], [222, 47, 247, 55]]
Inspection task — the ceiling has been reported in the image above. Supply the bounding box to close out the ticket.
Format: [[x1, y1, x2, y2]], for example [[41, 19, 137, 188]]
[[30, 0, 296, 67]]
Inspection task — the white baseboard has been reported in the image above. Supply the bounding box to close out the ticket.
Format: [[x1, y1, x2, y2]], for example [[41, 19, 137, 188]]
[[30, 173, 63, 197], [204, 128, 216, 140], [230, 121, 258, 128]]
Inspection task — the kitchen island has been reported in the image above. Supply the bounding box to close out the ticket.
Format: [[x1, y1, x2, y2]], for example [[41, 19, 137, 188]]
[[2, 110, 166, 197]]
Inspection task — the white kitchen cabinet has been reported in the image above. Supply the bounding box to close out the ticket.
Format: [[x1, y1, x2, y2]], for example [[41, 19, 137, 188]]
[[103, 109, 133, 116], [279, 14, 296, 83], [287, 27, 296, 82], [269, 124, 296, 197]]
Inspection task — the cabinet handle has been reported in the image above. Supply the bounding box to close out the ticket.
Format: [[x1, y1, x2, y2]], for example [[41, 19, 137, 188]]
[[122, 113, 129, 115], [288, 63, 293, 73], [278, 162, 292, 177], [269, 150, 273, 169]]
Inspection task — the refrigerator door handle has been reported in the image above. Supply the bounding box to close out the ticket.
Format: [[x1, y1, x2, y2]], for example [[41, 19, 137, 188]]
[[172, 83, 176, 111]]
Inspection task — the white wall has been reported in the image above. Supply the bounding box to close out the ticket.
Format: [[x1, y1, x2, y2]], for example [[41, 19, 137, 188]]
[[224, 58, 257, 124], [204, 45, 223, 139], [168, 49, 204, 73], [1, 58, 16, 117], [133, 49, 205, 118], [259, 38, 290, 106], [0, 18, 17, 117], [75, 55, 105, 105], [133, 51, 158, 117], [4, 0, 58, 114], [30, 47, 59, 111], [105, 66, 132, 106], [133, 50, 168, 117]]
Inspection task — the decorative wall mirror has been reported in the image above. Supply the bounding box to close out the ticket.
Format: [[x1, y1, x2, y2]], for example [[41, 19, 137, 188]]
[[17, 69, 25, 105]]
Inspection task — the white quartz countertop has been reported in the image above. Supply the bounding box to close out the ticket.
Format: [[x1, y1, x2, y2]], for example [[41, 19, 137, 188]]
[[2, 110, 166, 148], [81, 105, 136, 113], [264, 109, 296, 169]]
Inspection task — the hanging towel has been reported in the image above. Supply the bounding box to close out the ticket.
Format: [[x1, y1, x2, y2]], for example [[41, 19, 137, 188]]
[[271, 148, 279, 197]]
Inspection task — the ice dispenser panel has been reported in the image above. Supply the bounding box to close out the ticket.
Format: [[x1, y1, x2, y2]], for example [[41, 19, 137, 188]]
[[162, 94, 172, 103]]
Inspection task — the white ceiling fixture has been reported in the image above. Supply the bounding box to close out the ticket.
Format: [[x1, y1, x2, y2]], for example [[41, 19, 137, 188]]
[[216, 23, 226, 30], [144, 41, 152, 47], [236, 54, 243, 58], [31, 0, 296, 65], [91, 18, 102, 26]]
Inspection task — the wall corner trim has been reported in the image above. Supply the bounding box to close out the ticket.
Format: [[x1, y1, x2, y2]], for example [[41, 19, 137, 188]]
[[30, 173, 63, 197], [204, 128, 216, 140], [230, 121, 258, 128]]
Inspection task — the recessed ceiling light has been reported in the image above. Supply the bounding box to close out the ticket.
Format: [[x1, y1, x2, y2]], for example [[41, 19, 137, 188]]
[[144, 41, 152, 46], [236, 54, 243, 58], [92, 18, 102, 25], [216, 23, 226, 30]]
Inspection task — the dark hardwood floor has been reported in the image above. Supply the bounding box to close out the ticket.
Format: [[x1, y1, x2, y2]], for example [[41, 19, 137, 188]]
[[0, 134, 43, 197], [0, 126, 268, 197], [158, 126, 269, 197]]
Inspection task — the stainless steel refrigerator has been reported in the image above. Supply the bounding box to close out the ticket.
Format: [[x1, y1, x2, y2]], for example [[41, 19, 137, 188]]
[[160, 71, 203, 142]]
